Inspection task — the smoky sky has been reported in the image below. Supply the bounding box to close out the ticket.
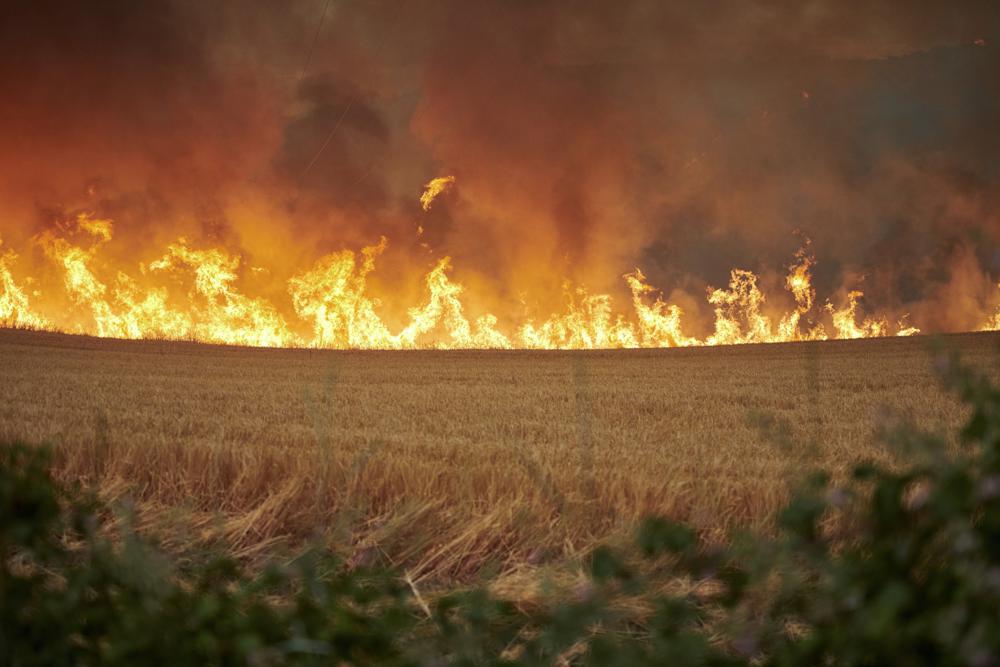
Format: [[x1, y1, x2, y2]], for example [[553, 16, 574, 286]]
[[1, 0, 999, 331]]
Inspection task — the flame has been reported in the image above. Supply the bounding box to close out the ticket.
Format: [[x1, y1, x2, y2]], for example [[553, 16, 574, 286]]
[[35, 215, 188, 340], [149, 241, 295, 348], [400, 257, 512, 349], [420, 175, 456, 212], [289, 241, 511, 349], [0, 238, 46, 330], [895, 315, 920, 337], [983, 284, 1000, 331], [702, 255, 825, 345], [519, 284, 636, 349], [625, 269, 699, 348], [827, 291, 887, 339], [706, 269, 776, 345], [0, 214, 973, 349], [785, 246, 816, 313], [75, 214, 113, 242], [289, 237, 396, 348], [777, 247, 827, 342], [37, 215, 124, 337]]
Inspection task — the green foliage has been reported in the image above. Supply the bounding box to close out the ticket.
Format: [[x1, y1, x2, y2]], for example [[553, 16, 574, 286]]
[[2, 353, 999, 665]]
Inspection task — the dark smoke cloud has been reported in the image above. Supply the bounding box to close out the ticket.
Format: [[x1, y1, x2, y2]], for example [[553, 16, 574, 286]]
[[1, 0, 998, 329]]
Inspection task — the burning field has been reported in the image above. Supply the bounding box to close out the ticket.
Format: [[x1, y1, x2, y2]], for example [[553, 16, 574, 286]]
[[0, 0, 997, 574], [0, 0, 998, 585], [2, 327, 997, 581], [4, 2, 1000, 660], [5, 212, 979, 348], [1, 2, 999, 350]]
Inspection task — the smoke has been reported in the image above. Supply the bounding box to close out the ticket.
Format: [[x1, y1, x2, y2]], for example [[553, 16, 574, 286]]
[[1, 0, 998, 333]]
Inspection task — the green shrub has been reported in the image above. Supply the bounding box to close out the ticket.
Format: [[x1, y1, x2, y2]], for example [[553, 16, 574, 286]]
[[1, 352, 998, 665]]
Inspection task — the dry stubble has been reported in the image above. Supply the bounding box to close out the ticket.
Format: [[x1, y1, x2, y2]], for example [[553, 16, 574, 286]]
[[0, 328, 997, 582]]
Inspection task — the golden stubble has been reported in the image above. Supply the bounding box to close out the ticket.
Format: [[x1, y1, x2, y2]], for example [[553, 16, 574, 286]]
[[0, 329, 996, 584]]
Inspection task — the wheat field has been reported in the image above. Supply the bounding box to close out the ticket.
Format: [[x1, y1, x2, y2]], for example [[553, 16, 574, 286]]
[[1, 328, 997, 583]]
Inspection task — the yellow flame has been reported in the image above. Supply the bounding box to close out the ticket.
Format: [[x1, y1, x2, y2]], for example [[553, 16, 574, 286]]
[[290, 241, 511, 349], [895, 315, 920, 337], [0, 238, 46, 329], [2, 214, 953, 348], [400, 257, 512, 349], [777, 248, 827, 342], [75, 213, 114, 242], [982, 284, 1000, 332], [827, 291, 887, 340], [786, 246, 816, 313], [625, 269, 699, 347], [36, 216, 189, 339], [112, 272, 191, 340], [37, 224, 117, 336], [150, 241, 295, 347], [420, 175, 456, 212], [289, 237, 397, 349], [706, 269, 776, 345], [519, 285, 637, 349]]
